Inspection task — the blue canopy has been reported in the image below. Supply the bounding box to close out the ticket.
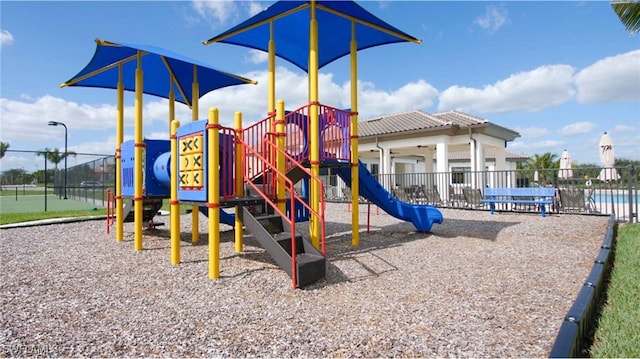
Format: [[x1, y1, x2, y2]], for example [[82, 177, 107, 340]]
[[203, 1, 420, 72], [61, 39, 257, 107]]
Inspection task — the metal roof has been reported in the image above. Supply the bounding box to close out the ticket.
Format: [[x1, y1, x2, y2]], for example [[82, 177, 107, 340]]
[[359, 110, 455, 137], [359, 110, 485, 136], [448, 148, 529, 162], [358, 110, 519, 141]]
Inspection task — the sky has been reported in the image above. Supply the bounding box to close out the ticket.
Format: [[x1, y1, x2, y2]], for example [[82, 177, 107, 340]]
[[1, 0, 639, 174]]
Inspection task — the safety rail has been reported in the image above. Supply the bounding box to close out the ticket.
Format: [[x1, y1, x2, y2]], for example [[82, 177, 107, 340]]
[[106, 189, 115, 234], [263, 132, 327, 256], [238, 134, 326, 288], [241, 102, 352, 183], [219, 126, 238, 199]]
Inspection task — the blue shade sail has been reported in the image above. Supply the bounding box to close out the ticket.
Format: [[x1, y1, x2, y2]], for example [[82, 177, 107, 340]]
[[62, 39, 257, 107], [203, 1, 420, 72]]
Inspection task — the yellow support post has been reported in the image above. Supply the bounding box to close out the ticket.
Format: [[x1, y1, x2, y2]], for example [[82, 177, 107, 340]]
[[234, 111, 244, 253], [268, 23, 277, 170], [350, 23, 360, 247], [133, 50, 144, 251], [115, 65, 124, 242], [308, 2, 320, 249], [276, 100, 286, 214], [170, 119, 181, 265], [268, 22, 276, 119], [191, 65, 200, 244], [208, 107, 221, 279]]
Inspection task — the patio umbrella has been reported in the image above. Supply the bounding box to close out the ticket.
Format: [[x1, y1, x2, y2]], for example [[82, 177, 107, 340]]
[[558, 149, 573, 179], [534, 170, 539, 183], [597, 132, 620, 181]]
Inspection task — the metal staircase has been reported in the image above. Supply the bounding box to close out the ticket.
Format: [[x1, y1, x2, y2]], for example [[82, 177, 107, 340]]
[[123, 197, 164, 223], [240, 206, 325, 288]]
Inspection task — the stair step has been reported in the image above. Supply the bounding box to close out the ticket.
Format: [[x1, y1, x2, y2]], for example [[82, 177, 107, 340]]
[[255, 213, 281, 221], [274, 232, 304, 255], [255, 213, 283, 233], [296, 253, 324, 264], [296, 253, 326, 288]]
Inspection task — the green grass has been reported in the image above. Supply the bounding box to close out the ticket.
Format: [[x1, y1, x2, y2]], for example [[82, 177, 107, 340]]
[[160, 202, 198, 214], [590, 223, 640, 358], [0, 189, 51, 196], [0, 200, 194, 225], [0, 208, 106, 225]]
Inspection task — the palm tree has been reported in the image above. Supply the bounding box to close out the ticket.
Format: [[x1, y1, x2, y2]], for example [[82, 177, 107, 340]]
[[525, 152, 559, 170], [35, 148, 77, 186], [522, 152, 560, 185], [611, 0, 640, 34], [0, 142, 9, 159]]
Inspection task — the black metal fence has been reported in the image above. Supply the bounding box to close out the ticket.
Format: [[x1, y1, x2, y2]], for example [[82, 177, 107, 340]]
[[323, 166, 639, 223], [53, 155, 116, 207]]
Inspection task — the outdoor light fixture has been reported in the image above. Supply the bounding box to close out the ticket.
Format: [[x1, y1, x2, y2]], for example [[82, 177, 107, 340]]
[[48, 121, 68, 199]]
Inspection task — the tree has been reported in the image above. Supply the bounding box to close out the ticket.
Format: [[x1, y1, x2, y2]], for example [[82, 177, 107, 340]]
[[0, 142, 9, 159], [525, 152, 560, 170], [518, 152, 560, 185], [611, 0, 640, 34], [35, 148, 77, 184], [1, 168, 27, 185]]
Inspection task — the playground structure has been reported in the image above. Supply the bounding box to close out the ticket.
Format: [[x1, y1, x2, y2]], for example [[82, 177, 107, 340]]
[[61, 1, 443, 288]]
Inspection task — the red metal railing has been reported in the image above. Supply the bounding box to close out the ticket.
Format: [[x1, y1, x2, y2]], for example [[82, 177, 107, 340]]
[[106, 189, 115, 234], [238, 133, 326, 288], [242, 102, 352, 182], [242, 111, 276, 185], [219, 126, 238, 200]]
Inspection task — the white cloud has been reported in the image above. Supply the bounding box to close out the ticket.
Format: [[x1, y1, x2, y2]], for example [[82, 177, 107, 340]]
[[613, 134, 640, 160], [1, 68, 440, 159], [559, 121, 597, 136], [1, 30, 14, 46], [191, 1, 263, 26], [0, 95, 174, 143], [509, 139, 565, 152], [611, 124, 637, 133], [245, 49, 268, 65], [191, 0, 239, 25], [359, 79, 439, 119], [515, 127, 549, 139], [194, 68, 438, 124], [575, 50, 640, 104], [474, 5, 508, 32], [438, 65, 576, 113], [246, 1, 265, 16]]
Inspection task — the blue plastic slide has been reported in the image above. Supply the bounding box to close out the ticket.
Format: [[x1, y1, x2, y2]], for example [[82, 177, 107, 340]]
[[199, 206, 236, 226], [333, 161, 443, 232]]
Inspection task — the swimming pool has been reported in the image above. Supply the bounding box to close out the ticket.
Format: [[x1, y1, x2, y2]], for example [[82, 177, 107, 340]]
[[591, 192, 639, 204]]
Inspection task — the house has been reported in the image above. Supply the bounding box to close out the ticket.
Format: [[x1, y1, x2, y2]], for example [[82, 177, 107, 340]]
[[356, 110, 526, 176]]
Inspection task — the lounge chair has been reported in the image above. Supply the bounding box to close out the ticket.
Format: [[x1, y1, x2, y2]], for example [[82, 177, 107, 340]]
[[462, 187, 485, 208], [558, 188, 585, 212], [424, 187, 442, 206], [448, 185, 465, 207]]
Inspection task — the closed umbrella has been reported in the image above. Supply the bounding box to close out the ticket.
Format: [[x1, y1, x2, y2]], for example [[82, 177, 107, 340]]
[[558, 149, 573, 179], [597, 132, 620, 181]]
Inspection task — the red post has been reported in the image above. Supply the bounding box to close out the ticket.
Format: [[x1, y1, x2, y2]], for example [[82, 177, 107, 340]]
[[106, 189, 112, 234], [367, 201, 371, 233]]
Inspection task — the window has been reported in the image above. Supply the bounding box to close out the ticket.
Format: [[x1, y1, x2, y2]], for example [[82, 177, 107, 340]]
[[451, 167, 470, 184], [370, 163, 379, 175]]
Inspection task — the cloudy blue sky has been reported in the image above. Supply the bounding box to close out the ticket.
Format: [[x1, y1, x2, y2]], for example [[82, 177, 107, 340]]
[[1, 1, 639, 173]]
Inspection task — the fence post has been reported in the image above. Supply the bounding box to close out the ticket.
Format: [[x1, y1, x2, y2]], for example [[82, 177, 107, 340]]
[[628, 165, 637, 223]]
